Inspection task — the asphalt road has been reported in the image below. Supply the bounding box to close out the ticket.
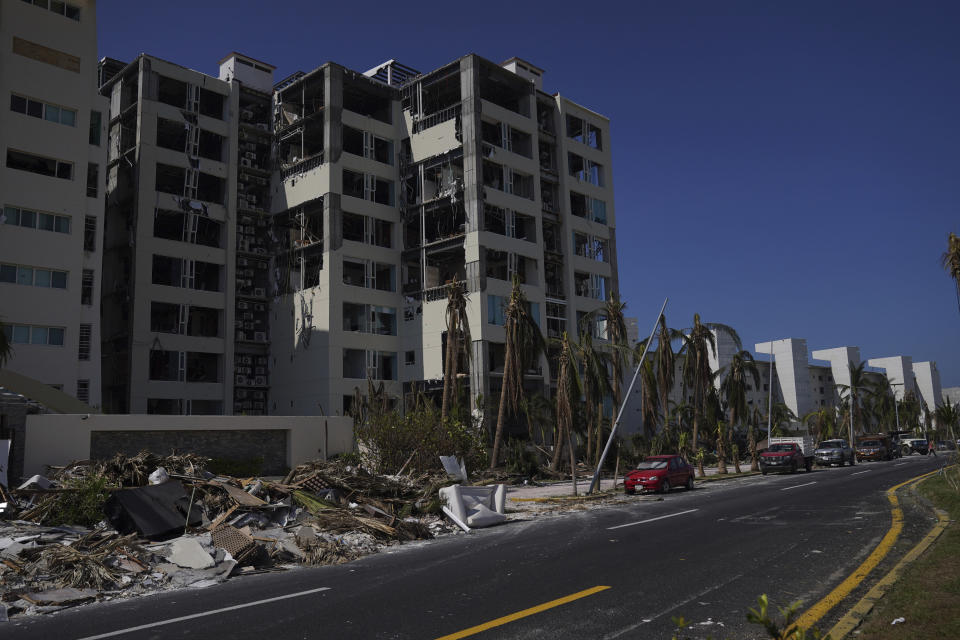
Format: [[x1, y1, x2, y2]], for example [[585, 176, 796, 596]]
[[6, 454, 947, 640]]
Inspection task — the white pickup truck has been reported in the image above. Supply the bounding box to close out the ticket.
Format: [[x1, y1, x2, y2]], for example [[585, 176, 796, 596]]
[[761, 436, 815, 474]]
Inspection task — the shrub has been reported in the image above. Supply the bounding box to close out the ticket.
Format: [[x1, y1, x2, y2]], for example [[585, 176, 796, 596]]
[[46, 474, 113, 527], [355, 396, 487, 475]]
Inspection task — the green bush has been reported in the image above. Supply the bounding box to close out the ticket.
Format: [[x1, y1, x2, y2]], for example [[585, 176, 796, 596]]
[[46, 474, 113, 527], [505, 438, 540, 477], [355, 398, 487, 475]]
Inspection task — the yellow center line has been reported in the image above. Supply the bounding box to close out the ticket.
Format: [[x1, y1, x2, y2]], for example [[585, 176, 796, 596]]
[[433, 585, 611, 640], [790, 468, 943, 633]]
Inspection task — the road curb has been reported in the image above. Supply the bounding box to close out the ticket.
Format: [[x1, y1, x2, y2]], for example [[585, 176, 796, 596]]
[[826, 507, 950, 639], [697, 470, 762, 483], [790, 466, 951, 636]]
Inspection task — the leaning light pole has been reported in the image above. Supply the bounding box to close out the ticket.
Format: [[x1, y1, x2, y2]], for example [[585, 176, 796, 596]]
[[588, 298, 667, 495], [766, 342, 774, 444]]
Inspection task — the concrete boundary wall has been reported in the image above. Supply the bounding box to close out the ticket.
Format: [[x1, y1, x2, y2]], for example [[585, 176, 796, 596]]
[[23, 414, 354, 478]]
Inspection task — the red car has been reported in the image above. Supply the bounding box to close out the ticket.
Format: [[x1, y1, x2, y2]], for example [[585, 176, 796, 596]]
[[625, 455, 696, 494]]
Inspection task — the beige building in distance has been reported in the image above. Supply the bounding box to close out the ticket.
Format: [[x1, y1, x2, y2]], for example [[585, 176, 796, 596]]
[[0, 0, 107, 407]]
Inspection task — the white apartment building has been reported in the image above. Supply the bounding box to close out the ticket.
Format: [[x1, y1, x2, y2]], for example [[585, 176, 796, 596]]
[[0, 0, 107, 407], [98, 52, 617, 430]]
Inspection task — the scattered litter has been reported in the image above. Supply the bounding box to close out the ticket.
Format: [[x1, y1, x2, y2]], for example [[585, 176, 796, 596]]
[[0, 455, 457, 620], [891, 617, 905, 625]]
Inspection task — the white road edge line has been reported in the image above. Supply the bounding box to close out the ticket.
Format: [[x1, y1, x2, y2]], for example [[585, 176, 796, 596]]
[[781, 482, 816, 491], [76, 586, 332, 640], [607, 509, 698, 530], [894, 463, 907, 466], [851, 470, 871, 476]]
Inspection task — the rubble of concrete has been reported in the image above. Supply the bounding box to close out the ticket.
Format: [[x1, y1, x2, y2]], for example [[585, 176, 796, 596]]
[[0, 453, 460, 619]]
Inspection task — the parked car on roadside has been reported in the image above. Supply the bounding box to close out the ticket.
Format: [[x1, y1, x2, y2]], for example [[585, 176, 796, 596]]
[[902, 438, 929, 455], [760, 441, 812, 474], [855, 438, 890, 462], [814, 439, 855, 466], [624, 455, 695, 494]]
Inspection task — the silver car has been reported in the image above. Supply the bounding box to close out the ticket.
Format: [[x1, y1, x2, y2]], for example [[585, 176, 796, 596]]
[[814, 439, 855, 466]]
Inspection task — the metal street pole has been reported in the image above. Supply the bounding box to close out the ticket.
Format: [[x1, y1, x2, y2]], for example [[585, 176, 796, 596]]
[[588, 298, 667, 495]]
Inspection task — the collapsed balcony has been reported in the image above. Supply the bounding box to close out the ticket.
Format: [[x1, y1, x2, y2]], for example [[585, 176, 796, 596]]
[[402, 154, 464, 207], [278, 119, 324, 178], [343, 75, 392, 124], [403, 62, 462, 133]]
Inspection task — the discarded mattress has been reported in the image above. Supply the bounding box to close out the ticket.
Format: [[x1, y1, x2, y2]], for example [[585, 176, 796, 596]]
[[103, 481, 202, 540], [439, 484, 507, 530]]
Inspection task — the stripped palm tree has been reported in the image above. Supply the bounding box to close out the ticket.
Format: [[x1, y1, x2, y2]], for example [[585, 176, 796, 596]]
[[748, 405, 763, 470], [942, 231, 960, 316], [577, 321, 613, 466], [935, 400, 959, 445], [654, 315, 680, 435], [490, 276, 546, 469], [638, 358, 659, 443], [551, 331, 581, 488], [720, 350, 760, 475], [678, 314, 741, 462], [441, 278, 471, 421], [836, 361, 870, 442], [803, 407, 834, 443]]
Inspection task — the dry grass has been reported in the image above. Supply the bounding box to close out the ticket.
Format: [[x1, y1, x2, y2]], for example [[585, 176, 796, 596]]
[[857, 463, 960, 638]]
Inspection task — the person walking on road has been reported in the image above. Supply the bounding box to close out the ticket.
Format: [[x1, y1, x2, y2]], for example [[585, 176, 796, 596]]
[[928, 440, 937, 456]]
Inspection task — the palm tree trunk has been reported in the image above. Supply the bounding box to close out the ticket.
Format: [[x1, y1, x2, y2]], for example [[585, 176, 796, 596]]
[[490, 342, 513, 469], [550, 432, 564, 471], [441, 324, 457, 421], [749, 422, 759, 471], [568, 417, 578, 496]]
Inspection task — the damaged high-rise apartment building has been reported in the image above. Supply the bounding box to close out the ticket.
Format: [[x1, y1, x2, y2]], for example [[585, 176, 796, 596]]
[[97, 51, 618, 430]]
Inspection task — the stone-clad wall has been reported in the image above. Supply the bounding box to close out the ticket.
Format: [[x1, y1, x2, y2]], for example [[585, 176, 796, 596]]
[[90, 429, 288, 475]]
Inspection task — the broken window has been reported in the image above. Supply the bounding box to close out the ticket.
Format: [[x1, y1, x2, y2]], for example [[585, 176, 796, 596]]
[[537, 101, 555, 134], [152, 254, 183, 287], [198, 88, 224, 120], [6, 149, 72, 179], [587, 123, 603, 150], [342, 349, 366, 379], [195, 216, 222, 247], [481, 120, 500, 147], [187, 306, 220, 337], [342, 302, 366, 332], [573, 231, 591, 258], [149, 349, 181, 381], [150, 301, 181, 333], [546, 302, 566, 339], [566, 115, 584, 144], [542, 221, 562, 254], [343, 126, 364, 157], [193, 260, 221, 291], [508, 170, 534, 200], [84, 215, 97, 251], [541, 180, 557, 213], [482, 161, 503, 191], [81, 269, 94, 305], [342, 212, 364, 242], [155, 163, 185, 196], [484, 204, 507, 235], [342, 81, 392, 124], [510, 127, 532, 158], [157, 75, 188, 109], [86, 163, 99, 197], [570, 191, 588, 218], [198, 130, 223, 162], [343, 170, 364, 199], [156, 117, 187, 152], [196, 172, 224, 204], [478, 62, 530, 116], [539, 141, 555, 172], [485, 250, 509, 281], [186, 351, 220, 383]]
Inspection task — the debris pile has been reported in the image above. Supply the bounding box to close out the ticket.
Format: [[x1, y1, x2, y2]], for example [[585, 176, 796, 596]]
[[0, 453, 459, 619]]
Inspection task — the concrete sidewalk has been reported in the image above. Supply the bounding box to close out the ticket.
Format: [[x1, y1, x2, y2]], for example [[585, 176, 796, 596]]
[[505, 463, 759, 501]]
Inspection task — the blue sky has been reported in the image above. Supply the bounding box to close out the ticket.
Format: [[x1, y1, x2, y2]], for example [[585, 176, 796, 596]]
[[98, 1, 960, 386]]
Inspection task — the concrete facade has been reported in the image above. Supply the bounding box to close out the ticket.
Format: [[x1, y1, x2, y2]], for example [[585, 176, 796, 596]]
[[97, 52, 617, 432], [756, 339, 815, 420], [912, 361, 943, 414], [0, 0, 108, 406], [866, 356, 917, 400]]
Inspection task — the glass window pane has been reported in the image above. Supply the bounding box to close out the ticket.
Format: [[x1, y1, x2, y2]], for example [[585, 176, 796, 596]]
[[55, 216, 70, 233], [13, 326, 30, 343], [61, 108, 76, 127], [0, 264, 15, 283], [56, 162, 72, 179], [31, 326, 48, 344], [65, 3, 79, 19], [10, 94, 26, 113], [34, 269, 51, 287], [48, 327, 64, 345], [51, 270, 67, 288], [45, 105, 60, 123], [50, 0, 65, 13], [3, 207, 18, 225], [26, 99, 43, 118], [38, 213, 55, 231], [20, 209, 36, 228], [1, 325, 10, 342], [16, 267, 33, 286]]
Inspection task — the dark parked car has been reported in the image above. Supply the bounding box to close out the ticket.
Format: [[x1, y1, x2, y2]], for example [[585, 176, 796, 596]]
[[902, 438, 929, 455], [855, 439, 890, 462], [625, 455, 695, 494], [814, 439, 855, 466]]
